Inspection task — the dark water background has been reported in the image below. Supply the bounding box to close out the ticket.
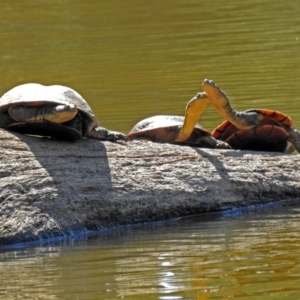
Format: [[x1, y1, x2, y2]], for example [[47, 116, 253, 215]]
[[0, 0, 300, 299]]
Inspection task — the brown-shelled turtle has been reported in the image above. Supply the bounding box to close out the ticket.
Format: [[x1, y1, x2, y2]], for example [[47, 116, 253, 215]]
[[0, 83, 126, 141], [202, 79, 300, 153], [127, 92, 231, 149]]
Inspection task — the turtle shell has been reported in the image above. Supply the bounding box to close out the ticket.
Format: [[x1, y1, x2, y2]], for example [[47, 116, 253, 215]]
[[128, 115, 225, 148], [0, 83, 99, 138], [212, 109, 295, 153]]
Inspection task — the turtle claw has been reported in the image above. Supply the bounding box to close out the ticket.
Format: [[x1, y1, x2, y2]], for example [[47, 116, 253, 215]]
[[106, 131, 128, 142], [92, 126, 127, 142]]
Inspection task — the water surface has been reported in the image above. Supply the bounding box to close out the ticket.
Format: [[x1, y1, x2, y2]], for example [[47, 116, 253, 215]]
[[0, 1, 300, 299], [1, 202, 300, 299], [0, 0, 299, 133]]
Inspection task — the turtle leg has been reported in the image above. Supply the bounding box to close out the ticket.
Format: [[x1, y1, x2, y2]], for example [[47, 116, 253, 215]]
[[8, 104, 78, 123], [202, 79, 263, 129], [176, 92, 208, 142], [191, 135, 231, 149], [63, 113, 83, 134], [0, 112, 15, 127], [88, 127, 127, 142], [287, 128, 300, 153], [186, 129, 231, 149]]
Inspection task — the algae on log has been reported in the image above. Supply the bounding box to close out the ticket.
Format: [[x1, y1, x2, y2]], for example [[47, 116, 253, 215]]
[[0, 129, 300, 246]]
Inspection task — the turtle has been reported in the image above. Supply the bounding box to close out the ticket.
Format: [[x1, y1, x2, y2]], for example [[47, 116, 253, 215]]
[[202, 79, 300, 153], [0, 83, 126, 141], [127, 92, 231, 149]]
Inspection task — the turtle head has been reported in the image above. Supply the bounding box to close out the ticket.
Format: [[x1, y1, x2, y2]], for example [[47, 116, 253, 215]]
[[202, 79, 230, 109], [203, 79, 263, 129]]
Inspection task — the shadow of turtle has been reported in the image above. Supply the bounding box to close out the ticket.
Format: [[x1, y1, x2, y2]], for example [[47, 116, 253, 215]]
[[0, 129, 122, 245], [190, 146, 293, 209], [192, 146, 287, 179]]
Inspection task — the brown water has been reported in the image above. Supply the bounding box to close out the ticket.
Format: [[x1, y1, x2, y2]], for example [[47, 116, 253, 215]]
[[1, 202, 300, 299], [1, 0, 300, 299], [1, 1, 300, 133]]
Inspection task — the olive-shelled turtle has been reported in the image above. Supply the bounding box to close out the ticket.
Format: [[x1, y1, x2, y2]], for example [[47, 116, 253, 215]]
[[0, 83, 126, 141], [127, 92, 230, 149]]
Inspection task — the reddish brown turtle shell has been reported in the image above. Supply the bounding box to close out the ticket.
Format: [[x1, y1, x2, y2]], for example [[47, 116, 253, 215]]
[[212, 109, 295, 153], [202, 79, 300, 153]]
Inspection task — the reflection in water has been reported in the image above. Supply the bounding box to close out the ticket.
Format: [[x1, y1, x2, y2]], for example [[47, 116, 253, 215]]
[[0, 247, 62, 299], [1, 203, 300, 299]]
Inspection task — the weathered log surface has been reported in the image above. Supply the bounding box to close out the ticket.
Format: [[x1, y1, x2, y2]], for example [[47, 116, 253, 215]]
[[0, 129, 300, 246]]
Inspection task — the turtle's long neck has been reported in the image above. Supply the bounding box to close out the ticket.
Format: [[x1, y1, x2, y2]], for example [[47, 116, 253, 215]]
[[217, 100, 258, 129], [202, 79, 262, 129], [176, 92, 208, 142]]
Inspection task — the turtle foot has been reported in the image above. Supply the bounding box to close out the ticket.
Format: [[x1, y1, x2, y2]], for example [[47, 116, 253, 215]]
[[215, 139, 232, 149], [92, 127, 127, 142], [106, 130, 128, 142]]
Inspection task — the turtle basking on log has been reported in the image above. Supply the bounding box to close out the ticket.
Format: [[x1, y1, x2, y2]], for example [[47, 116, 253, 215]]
[[0, 83, 126, 141], [202, 79, 300, 153], [127, 92, 230, 149]]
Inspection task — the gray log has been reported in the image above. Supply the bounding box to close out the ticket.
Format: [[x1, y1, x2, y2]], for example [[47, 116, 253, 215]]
[[0, 129, 299, 246]]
